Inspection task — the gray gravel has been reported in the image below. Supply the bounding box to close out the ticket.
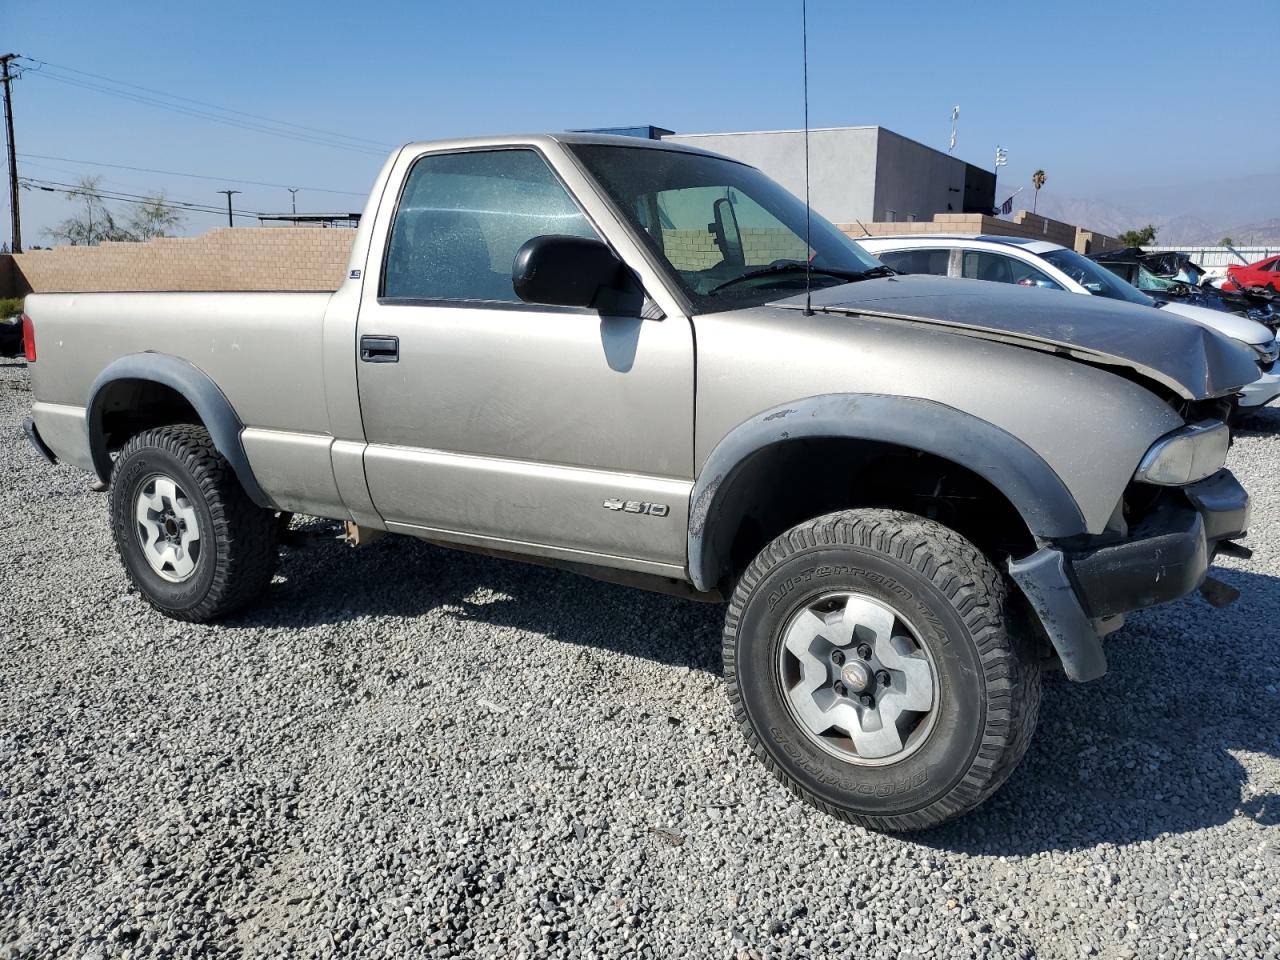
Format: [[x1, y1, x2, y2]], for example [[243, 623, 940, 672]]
[[2, 356, 1278, 960]]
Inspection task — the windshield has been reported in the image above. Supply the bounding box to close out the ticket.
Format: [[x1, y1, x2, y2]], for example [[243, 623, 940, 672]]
[[1041, 248, 1153, 307], [569, 144, 883, 312]]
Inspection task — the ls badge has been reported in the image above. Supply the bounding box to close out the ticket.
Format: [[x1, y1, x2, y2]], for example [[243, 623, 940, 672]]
[[602, 498, 670, 518]]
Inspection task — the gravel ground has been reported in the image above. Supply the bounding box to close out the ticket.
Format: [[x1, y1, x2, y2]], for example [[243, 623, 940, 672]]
[[2, 357, 1278, 960]]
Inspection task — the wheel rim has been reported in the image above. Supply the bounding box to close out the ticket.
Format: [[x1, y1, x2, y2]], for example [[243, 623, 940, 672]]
[[776, 592, 939, 766], [134, 473, 202, 583]]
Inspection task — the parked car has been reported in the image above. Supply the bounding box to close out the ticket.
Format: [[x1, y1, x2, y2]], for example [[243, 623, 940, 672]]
[[860, 234, 1280, 412], [22, 134, 1258, 831], [1224, 254, 1280, 294]]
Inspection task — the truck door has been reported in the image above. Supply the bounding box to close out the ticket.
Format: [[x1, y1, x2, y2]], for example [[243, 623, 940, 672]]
[[354, 146, 694, 578]]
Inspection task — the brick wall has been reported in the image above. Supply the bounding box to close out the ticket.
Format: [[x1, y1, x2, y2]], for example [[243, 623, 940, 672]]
[[3, 227, 355, 295], [660, 227, 809, 271]]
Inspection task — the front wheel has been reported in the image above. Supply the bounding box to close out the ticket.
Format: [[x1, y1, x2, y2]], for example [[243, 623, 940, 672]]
[[109, 425, 279, 622], [723, 508, 1041, 831]]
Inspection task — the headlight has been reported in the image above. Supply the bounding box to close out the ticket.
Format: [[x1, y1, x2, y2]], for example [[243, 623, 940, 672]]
[[1134, 420, 1230, 486], [1251, 338, 1279, 366]]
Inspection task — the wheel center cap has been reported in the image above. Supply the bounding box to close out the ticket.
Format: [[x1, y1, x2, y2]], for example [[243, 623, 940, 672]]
[[840, 661, 871, 693]]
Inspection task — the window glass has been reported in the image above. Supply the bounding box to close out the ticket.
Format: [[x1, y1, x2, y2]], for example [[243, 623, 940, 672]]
[[384, 149, 598, 302], [1040, 248, 1152, 305], [876, 248, 949, 277], [570, 144, 882, 312], [960, 250, 1063, 290]]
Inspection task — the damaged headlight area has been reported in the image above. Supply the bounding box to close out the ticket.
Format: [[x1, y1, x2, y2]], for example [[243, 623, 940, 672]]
[[1251, 337, 1279, 369], [1134, 420, 1231, 486]]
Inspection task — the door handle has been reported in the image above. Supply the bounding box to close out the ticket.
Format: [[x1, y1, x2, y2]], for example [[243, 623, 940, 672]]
[[360, 335, 399, 363]]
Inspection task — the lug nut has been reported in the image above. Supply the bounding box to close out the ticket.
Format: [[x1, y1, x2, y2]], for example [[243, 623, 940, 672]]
[[831, 649, 845, 665], [833, 681, 847, 697], [860, 694, 874, 708], [856, 644, 872, 660], [876, 670, 891, 686]]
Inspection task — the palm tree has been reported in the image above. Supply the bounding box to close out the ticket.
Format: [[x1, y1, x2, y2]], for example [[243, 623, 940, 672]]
[[1031, 170, 1047, 214]]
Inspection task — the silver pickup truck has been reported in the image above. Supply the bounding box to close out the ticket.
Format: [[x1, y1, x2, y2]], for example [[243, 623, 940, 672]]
[[22, 134, 1257, 830]]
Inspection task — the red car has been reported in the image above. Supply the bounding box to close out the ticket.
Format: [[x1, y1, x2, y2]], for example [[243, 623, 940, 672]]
[[1224, 254, 1280, 292]]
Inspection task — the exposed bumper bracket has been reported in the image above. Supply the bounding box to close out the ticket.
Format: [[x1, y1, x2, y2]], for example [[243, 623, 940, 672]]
[[22, 417, 58, 465], [1008, 548, 1108, 683]]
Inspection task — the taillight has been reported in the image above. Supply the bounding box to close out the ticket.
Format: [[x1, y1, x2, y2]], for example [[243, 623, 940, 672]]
[[21, 313, 35, 362]]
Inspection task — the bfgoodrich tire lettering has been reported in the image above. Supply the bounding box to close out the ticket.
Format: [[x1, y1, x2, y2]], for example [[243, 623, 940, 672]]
[[723, 508, 1041, 831], [109, 425, 278, 622]]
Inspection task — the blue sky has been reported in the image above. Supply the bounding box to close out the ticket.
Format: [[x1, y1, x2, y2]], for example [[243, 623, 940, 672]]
[[4, 0, 1278, 245]]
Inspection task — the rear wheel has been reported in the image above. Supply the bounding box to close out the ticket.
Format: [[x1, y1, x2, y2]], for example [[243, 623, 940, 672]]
[[723, 508, 1041, 831], [110, 425, 278, 621]]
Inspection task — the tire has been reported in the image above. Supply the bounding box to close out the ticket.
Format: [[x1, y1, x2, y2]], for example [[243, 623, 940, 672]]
[[723, 508, 1041, 831], [109, 424, 278, 622]]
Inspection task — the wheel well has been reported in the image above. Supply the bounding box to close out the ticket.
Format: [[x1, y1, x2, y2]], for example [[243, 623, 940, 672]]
[[95, 378, 202, 454], [703, 438, 1037, 591]]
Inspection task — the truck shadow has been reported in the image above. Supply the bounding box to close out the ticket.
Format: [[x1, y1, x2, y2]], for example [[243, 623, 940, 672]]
[[237, 522, 1279, 853], [1234, 404, 1280, 434], [923, 563, 1280, 854]]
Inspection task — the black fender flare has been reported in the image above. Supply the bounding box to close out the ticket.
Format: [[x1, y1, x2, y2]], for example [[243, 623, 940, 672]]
[[687, 393, 1088, 592], [86, 352, 272, 508]]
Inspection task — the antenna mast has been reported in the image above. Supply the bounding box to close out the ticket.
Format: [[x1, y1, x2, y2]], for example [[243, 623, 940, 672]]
[[801, 0, 813, 316]]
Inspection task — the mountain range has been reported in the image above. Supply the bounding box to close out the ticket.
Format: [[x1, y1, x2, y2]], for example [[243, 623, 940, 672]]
[[998, 172, 1280, 246]]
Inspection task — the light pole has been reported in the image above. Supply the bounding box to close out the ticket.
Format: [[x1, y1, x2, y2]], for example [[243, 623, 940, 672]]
[[217, 189, 240, 227], [288, 187, 299, 217]]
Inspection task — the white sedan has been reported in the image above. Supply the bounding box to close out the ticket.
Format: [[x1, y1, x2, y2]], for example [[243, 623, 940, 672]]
[[858, 234, 1280, 410]]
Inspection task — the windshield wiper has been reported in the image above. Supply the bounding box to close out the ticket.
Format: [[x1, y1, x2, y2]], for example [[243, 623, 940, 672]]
[[708, 261, 889, 294]]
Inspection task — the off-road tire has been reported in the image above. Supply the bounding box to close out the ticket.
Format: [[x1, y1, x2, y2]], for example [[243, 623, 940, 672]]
[[723, 508, 1041, 831], [110, 424, 278, 622]]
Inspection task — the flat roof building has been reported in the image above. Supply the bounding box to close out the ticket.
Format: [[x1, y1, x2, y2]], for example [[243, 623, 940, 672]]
[[661, 126, 995, 227]]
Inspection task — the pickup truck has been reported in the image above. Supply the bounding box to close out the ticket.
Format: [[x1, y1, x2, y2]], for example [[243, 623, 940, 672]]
[[21, 133, 1257, 831]]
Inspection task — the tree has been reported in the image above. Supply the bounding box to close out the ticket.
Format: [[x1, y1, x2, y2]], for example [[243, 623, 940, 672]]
[[1031, 169, 1046, 214], [126, 193, 184, 240], [1118, 224, 1157, 247], [1219, 237, 1234, 247], [45, 176, 184, 245]]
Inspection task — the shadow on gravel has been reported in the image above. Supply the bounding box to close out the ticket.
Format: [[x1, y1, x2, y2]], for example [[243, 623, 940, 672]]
[[922, 566, 1280, 854], [1233, 405, 1280, 434], [232, 521, 724, 673]]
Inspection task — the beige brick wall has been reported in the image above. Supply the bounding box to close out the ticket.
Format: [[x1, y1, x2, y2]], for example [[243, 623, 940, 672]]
[[5, 227, 355, 295], [660, 227, 809, 272], [839, 211, 1118, 256]]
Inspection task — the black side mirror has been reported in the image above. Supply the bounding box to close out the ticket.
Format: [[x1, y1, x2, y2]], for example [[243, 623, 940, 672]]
[[513, 235, 635, 311]]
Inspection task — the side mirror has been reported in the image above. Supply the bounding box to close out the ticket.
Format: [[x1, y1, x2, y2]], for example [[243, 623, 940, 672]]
[[513, 235, 632, 310]]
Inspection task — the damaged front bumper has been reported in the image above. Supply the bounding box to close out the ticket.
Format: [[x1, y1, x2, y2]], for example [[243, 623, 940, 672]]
[[1009, 469, 1249, 682]]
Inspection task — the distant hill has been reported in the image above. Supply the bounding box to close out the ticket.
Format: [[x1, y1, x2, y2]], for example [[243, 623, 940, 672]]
[[997, 172, 1280, 246]]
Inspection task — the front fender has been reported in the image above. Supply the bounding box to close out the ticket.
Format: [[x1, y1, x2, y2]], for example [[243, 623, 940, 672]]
[[687, 393, 1087, 592], [86, 352, 271, 507]]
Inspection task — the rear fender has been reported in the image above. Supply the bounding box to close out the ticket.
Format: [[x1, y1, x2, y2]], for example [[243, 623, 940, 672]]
[[86, 352, 272, 507]]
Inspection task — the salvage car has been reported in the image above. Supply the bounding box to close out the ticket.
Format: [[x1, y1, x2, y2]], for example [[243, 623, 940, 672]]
[[0, 311, 25, 358], [860, 234, 1280, 412], [21, 134, 1259, 830], [1224, 254, 1280, 294], [1089, 246, 1276, 331]]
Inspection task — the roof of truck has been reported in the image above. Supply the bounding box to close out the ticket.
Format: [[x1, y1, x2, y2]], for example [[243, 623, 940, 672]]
[[397, 132, 732, 161]]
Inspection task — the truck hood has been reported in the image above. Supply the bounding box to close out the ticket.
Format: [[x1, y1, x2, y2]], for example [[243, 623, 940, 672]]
[[775, 274, 1259, 401]]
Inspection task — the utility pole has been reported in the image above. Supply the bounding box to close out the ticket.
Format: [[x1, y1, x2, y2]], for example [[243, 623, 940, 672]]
[[217, 189, 240, 227], [288, 187, 298, 216], [1, 53, 22, 253]]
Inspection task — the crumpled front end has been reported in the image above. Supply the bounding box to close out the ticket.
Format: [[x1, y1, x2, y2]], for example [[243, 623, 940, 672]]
[[1009, 419, 1249, 682]]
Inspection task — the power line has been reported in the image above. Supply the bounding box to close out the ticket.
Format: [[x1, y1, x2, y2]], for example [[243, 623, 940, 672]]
[[23, 66, 390, 157], [18, 56, 394, 150], [17, 151, 366, 197], [20, 176, 262, 218]]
